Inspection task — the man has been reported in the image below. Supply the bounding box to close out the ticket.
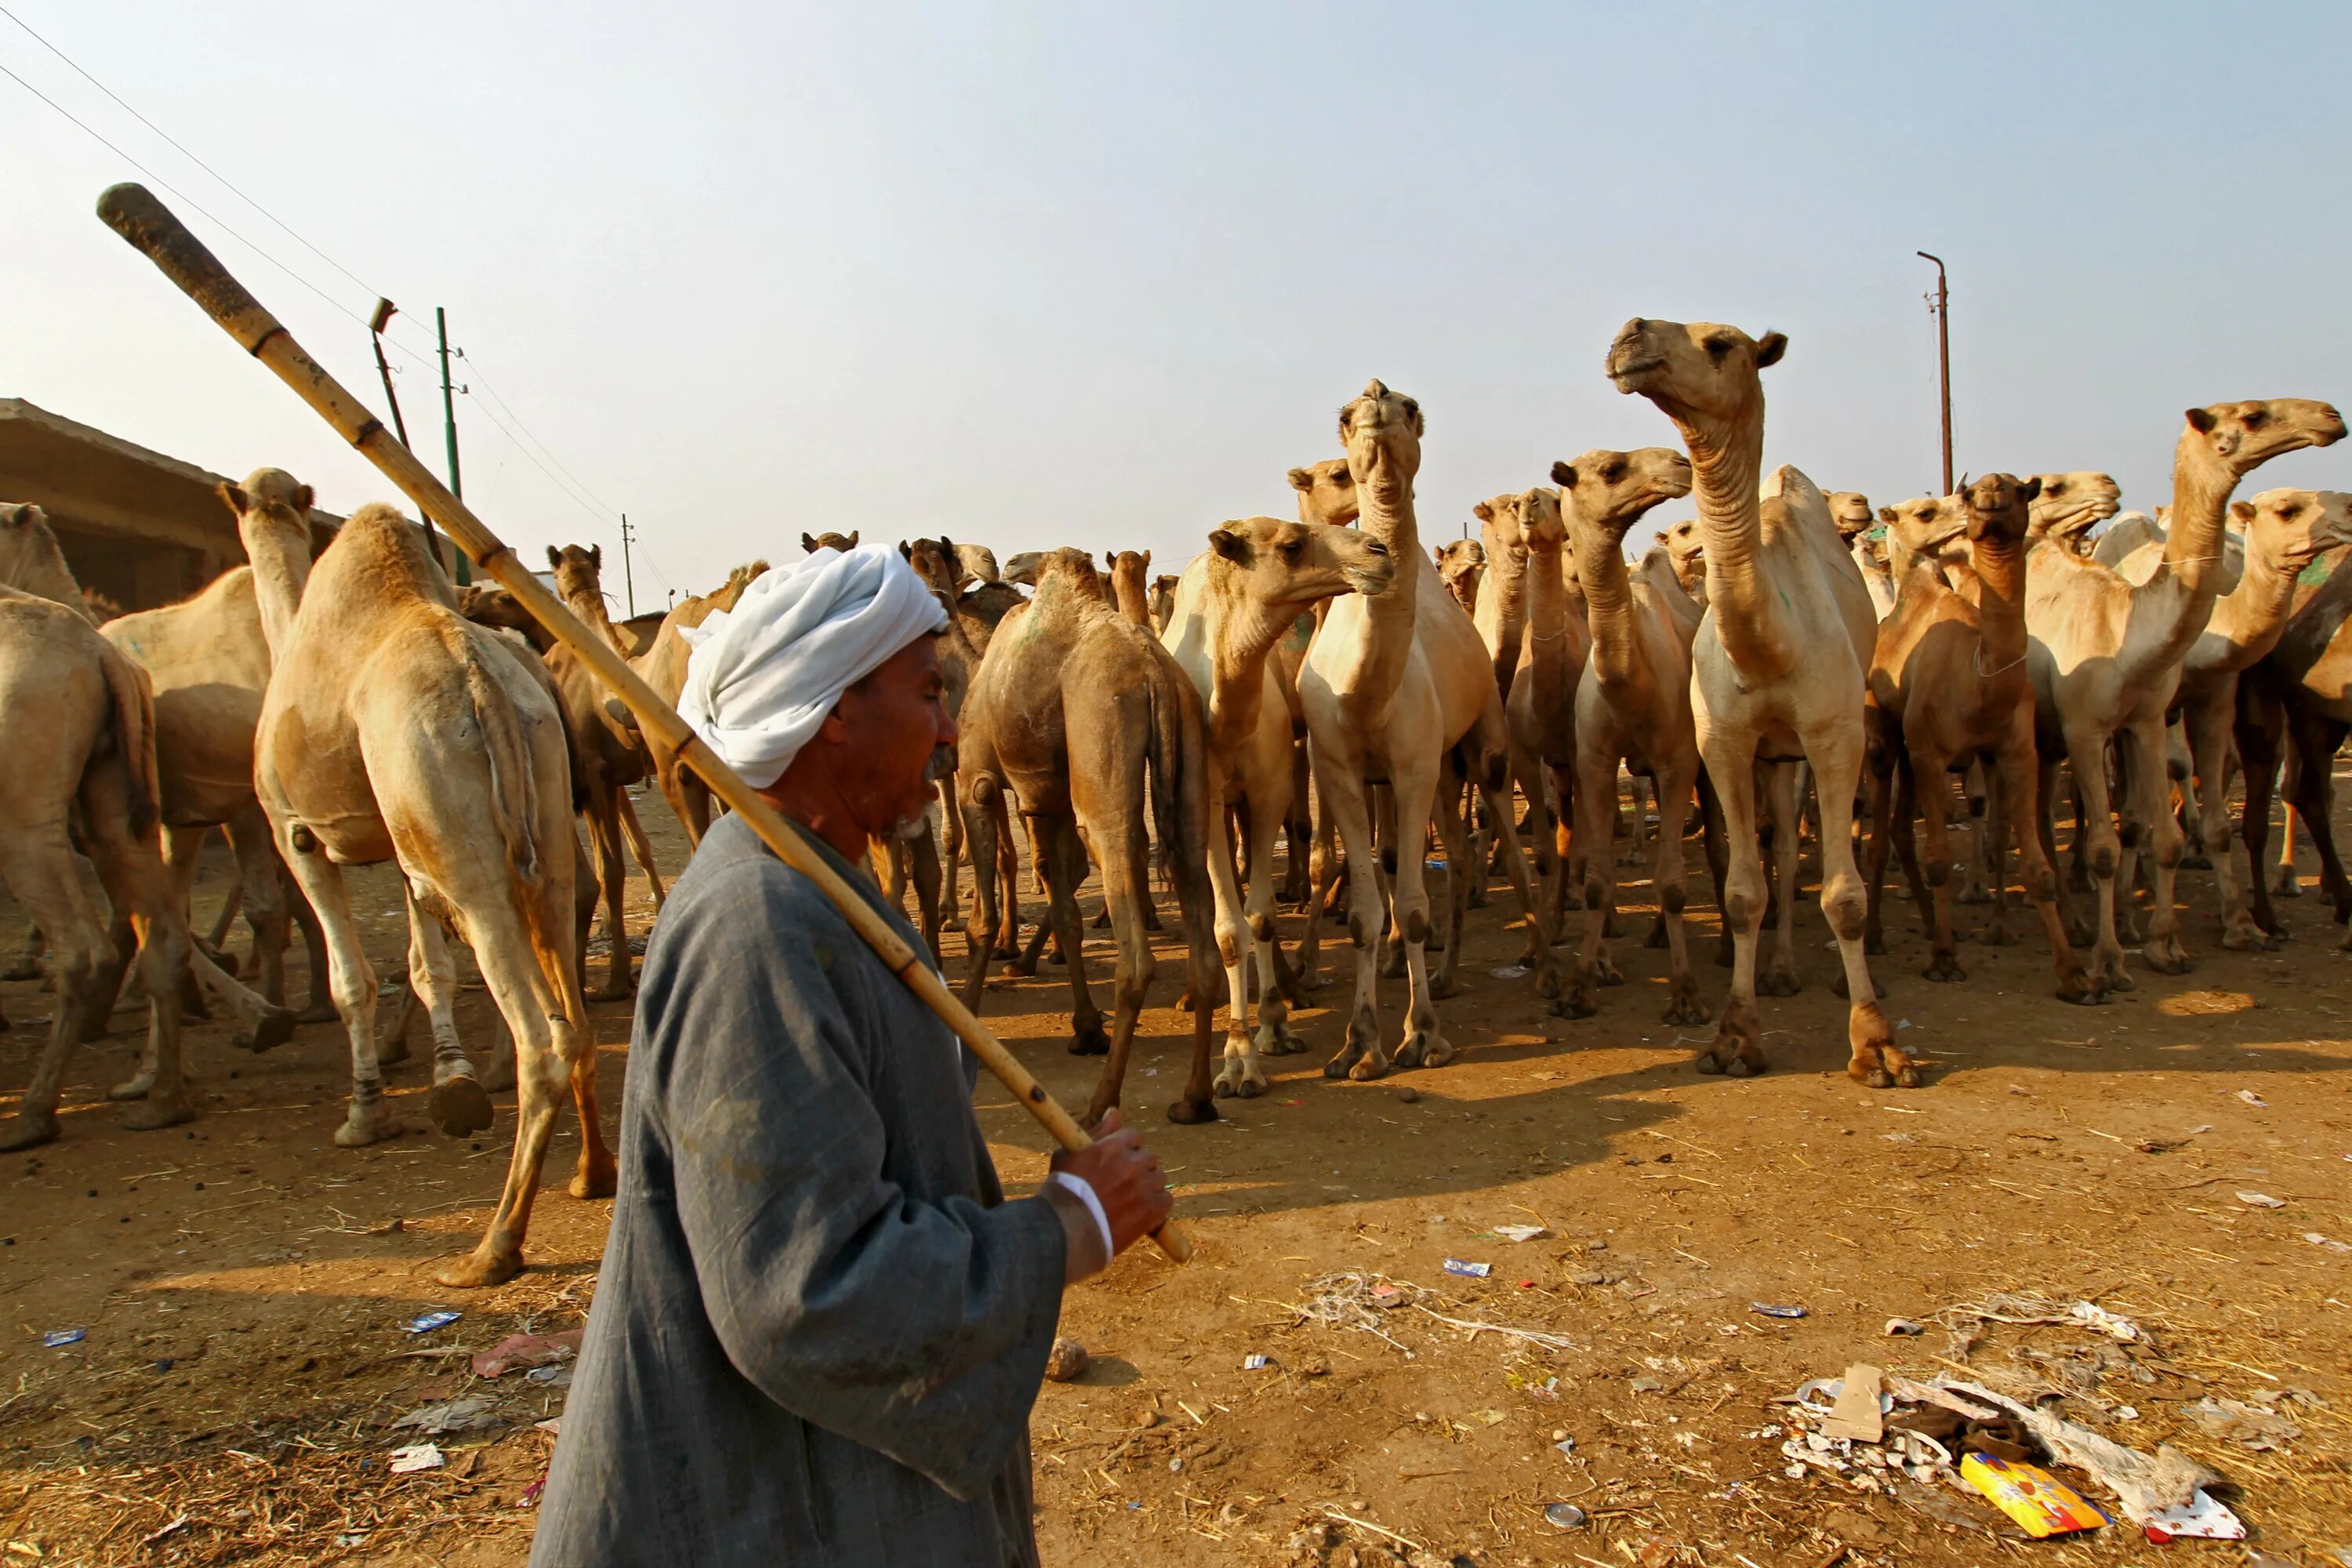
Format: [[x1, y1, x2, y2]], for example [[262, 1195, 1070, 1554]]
[[532, 544, 1172, 1566]]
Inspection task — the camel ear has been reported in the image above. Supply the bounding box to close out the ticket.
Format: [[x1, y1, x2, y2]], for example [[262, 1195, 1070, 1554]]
[[219, 481, 249, 517], [1, 502, 34, 528], [1471, 500, 1494, 522], [1550, 460, 1577, 489], [546, 546, 563, 571], [1754, 331, 1788, 368], [2230, 499, 2256, 524], [1141, 550, 1150, 572], [293, 485, 314, 516], [2186, 407, 2219, 434], [1208, 524, 1253, 565], [2017, 476, 2042, 503], [898, 539, 912, 558], [1286, 466, 1313, 493], [940, 535, 954, 557], [843, 531, 859, 548], [589, 543, 601, 571], [1877, 506, 1897, 524], [802, 532, 819, 553]]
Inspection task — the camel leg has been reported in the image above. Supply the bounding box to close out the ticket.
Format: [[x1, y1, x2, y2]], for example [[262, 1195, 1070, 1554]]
[[1759, 761, 1802, 996], [1698, 768, 1733, 968], [1078, 802, 1156, 1127], [1294, 788, 1341, 991], [583, 787, 634, 1001], [397, 904, 492, 1136], [2274, 751, 2303, 898], [1039, 816, 1109, 1058], [1862, 742, 1897, 956], [216, 812, 292, 1007], [1998, 722, 2103, 1005], [1975, 767, 2018, 946], [1205, 786, 1264, 1098], [938, 775, 964, 933], [2060, 727, 2132, 993], [0, 829, 114, 1149], [1317, 760, 1389, 1082], [1379, 753, 1454, 1074], [1650, 766, 1707, 1025], [2283, 710, 2352, 927], [1429, 765, 1475, 999], [615, 788, 666, 911], [1559, 742, 1621, 1020], [991, 795, 1023, 961], [1887, 763, 1933, 931], [1476, 770, 1553, 998], [2236, 683, 2288, 938], [2122, 713, 2191, 974], [2198, 685, 2265, 950], [1694, 726, 1769, 1076], [1911, 747, 1966, 983], [957, 787, 1001, 1007], [1279, 740, 1312, 907], [1803, 720, 1904, 1088], [277, 841, 397, 1146], [1512, 760, 1555, 974], [2037, 754, 2092, 949], [909, 819, 945, 962]]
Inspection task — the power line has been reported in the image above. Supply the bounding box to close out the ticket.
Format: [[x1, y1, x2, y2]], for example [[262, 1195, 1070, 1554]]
[[459, 350, 625, 519]]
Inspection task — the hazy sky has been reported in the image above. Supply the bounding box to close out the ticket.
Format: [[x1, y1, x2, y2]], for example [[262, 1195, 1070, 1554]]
[[6, 2, 2348, 604]]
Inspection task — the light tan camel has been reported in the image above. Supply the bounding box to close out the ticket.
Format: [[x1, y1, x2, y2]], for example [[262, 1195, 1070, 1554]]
[[1298, 382, 1548, 1080], [1500, 487, 1592, 968], [1864, 474, 2101, 1003], [1435, 539, 1484, 614], [543, 544, 666, 998], [2027, 472, 2120, 555], [1471, 493, 1532, 700], [0, 505, 96, 620], [956, 548, 1222, 1123], [2236, 514, 2352, 940], [2112, 490, 2352, 946], [241, 496, 610, 1288], [630, 558, 769, 843], [1828, 492, 1874, 543], [1609, 318, 1900, 1085], [895, 536, 997, 958], [1547, 451, 1730, 1025], [1279, 455, 1361, 912], [1163, 517, 1392, 1096], [955, 543, 1000, 586], [1659, 518, 1706, 601], [2026, 400, 2343, 987], [1149, 572, 1181, 634], [1109, 550, 1154, 627]]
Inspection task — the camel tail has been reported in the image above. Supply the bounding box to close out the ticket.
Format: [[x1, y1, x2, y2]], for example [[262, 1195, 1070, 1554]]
[[460, 641, 543, 890], [100, 647, 162, 840], [1142, 671, 1207, 895]]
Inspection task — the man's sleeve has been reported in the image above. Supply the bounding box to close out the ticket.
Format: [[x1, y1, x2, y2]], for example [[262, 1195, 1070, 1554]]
[[657, 866, 1067, 1499]]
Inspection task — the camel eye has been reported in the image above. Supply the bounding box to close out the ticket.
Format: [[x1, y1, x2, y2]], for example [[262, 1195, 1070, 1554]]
[[2245, 409, 2270, 430], [1704, 336, 1734, 364], [1602, 461, 1626, 483], [1279, 539, 1304, 560]]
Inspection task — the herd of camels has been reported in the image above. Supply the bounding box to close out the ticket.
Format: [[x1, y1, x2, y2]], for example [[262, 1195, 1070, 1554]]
[[2, 314, 2347, 1288]]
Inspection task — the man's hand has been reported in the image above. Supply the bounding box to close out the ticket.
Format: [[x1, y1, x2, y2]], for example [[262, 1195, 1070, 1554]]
[[1050, 1110, 1172, 1258]]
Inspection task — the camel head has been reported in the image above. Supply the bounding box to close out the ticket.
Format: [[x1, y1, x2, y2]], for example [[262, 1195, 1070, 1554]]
[[546, 543, 605, 604], [1548, 448, 1696, 545], [1959, 474, 2041, 548], [1471, 493, 1530, 567], [1878, 494, 1969, 567], [0, 503, 66, 594], [1011, 546, 1107, 602], [1287, 457, 1358, 528], [1435, 538, 1485, 612], [219, 466, 316, 564], [1659, 517, 1706, 597], [2240, 488, 2352, 573], [2026, 471, 2120, 551], [1335, 380, 1422, 503], [1207, 516, 1394, 613], [899, 537, 962, 603], [1827, 491, 1875, 543], [802, 530, 861, 554], [1605, 318, 1786, 439], [954, 542, 1000, 586], [460, 583, 557, 653], [2181, 399, 2347, 477]]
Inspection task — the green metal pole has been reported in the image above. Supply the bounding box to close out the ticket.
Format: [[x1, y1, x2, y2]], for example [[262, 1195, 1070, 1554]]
[[435, 305, 470, 584]]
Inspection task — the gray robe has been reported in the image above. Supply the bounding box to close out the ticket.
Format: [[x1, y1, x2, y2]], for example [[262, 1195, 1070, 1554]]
[[531, 812, 1066, 1567]]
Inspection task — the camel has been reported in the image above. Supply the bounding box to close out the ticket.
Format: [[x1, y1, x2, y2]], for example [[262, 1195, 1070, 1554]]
[[956, 547, 1222, 1124], [1298, 380, 1549, 1081], [543, 545, 667, 998], [238, 493, 610, 1288], [2026, 400, 2343, 987], [1658, 518, 1707, 601], [800, 531, 860, 554], [0, 580, 200, 1149], [1498, 488, 1592, 967], [2027, 473, 2121, 555], [0, 505, 96, 619], [99, 518, 333, 1023], [2109, 492, 2352, 946], [1161, 517, 1393, 1097], [1828, 492, 1874, 544], [1278, 456, 1362, 910], [1470, 494, 1533, 700], [1435, 539, 1484, 614], [955, 543, 1001, 586], [1864, 474, 2102, 1003], [630, 558, 769, 843], [1608, 318, 1900, 1085], [1149, 573, 1181, 634], [1108, 550, 1154, 627], [897, 536, 1004, 958], [1544, 449, 1735, 1025]]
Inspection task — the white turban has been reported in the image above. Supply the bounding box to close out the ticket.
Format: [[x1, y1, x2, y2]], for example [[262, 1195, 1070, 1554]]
[[678, 543, 949, 789]]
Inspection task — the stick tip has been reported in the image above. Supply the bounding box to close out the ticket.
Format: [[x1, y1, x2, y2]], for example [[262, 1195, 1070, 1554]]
[[95, 181, 161, 232]]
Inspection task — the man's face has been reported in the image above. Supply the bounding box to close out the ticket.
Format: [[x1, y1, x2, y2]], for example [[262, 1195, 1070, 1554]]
[[825, 635, 957, 836]]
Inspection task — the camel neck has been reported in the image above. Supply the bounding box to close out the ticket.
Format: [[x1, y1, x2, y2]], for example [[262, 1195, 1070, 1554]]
[[566, 583, 626, 653], [8, 546, 90, 620], [1970, 535, 2030, 671], [1352, 481, 1422, 699], [1577, 530, 1649, 695], [1680, 409, 1788, 676], [1112, 573, 1151, 628], [243, 523, 313, 662], [1520, 537, 1577, 713], [1203, 590, 1294, 746], [2164, 449, 2241, 601], [2206, 543, 2302, 672]]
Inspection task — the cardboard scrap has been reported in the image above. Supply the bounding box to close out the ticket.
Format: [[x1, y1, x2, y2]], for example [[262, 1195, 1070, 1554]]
[[1822, 1363, 1885, 1443]]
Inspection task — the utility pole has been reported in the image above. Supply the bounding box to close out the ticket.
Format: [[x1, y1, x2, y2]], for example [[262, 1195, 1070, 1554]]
[[1917, 252, 1953, 495], [370, 298, 460, 581], [619, 513, 637, 617], [434, 307, 470, 584]]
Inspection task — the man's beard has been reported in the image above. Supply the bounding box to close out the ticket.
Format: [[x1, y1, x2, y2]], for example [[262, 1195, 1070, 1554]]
[[889, 742, 957, 842]]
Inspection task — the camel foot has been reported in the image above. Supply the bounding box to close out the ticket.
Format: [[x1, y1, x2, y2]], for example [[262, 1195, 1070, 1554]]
[[296, 997, 339, 1025], [2273, 869, 2303, 898], [1294, 966, 1326, 994], [429, 1074, 495, 1138], [1378, 946, 1406, 981], [1261, 1022, 1308, 1057], [1551, 985, 1598, 1021], [1323, 1040, 1367, 1080], [1759, 957, 1800, 998], [1533, 954, 1563, 999], [475, 1047, 516, 1092], [2220, 922, 2268, 953], [1922, 953, 1966, 983], [1695, 998, 1763, 1077], [2140, 933, 2192, 975], [234, 1004, 299, 1055], [570, 1155, 619, 1200], [1714, 937, 1733, 969], [1166, 1094, 1218, 1125], [2054, 967, 2109, 1007], [2065, 917, 2097, 950], [1068, 1022, 1111, 1057], [940, 914, 966, 934], [1975, 920, 2018, 949], [0, 1112, 60, 1152], [123, 1091, 194, 1132], [1955, 884, 1994, 906], [1391, 1030, 1453, 1072], [1048, 950, 1068, 967], [1592, 954, 1626, 989], [0, 956, 40, 983], [1846, 1004, 1916, 1089], [1644, 916, 1669, 950], [1661, 978, 1709, 1028], [2179, 851, 2212, 872], [590, 975, 633, 1004], [1601, 909, 1624, 939], [434, 1243, 523, 1290], [107, 1069, 158, 1102], [2115, 911, 2151, 947], [379, 1032, 411, 1068], [334, 1102, 398, 1148], [1428, 969, 1461, 1002], [1863, 927, 1886, 957], [1214, 1053, 1268, 1099]]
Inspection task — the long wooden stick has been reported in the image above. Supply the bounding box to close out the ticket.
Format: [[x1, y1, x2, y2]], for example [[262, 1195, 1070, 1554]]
[[95, 181, 1190, 1265]]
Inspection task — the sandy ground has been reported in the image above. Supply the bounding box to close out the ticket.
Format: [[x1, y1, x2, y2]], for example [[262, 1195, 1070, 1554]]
[[2, 783, 2348, 1566]]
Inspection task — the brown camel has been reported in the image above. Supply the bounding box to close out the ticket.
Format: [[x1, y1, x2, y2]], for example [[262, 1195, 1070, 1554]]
[[2027, 401, 2343, 986], [1500, 487, 1593, 970], [544, 544, 667, 998], [241, 495, 609, 1288], [1299, 382, 1549, 1081], [1865, 474, 2101, 1004], [1471, 492, 1533, 700], [956, 548, 1221, 1124], [1149, 572, 1181, 633], [1109, 550, 1154, 627], [1435, 539, 1484, 614], [895, 536, 1000, 959], [630, 558, 769, 843], [800, 531, 860, 553], [1162, 515, 1393, 1096], [1610, 319, 1899, 1086]]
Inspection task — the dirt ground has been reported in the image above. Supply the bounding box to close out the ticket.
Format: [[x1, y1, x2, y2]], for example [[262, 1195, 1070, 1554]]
[[3, 782, 2348, 1566]]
